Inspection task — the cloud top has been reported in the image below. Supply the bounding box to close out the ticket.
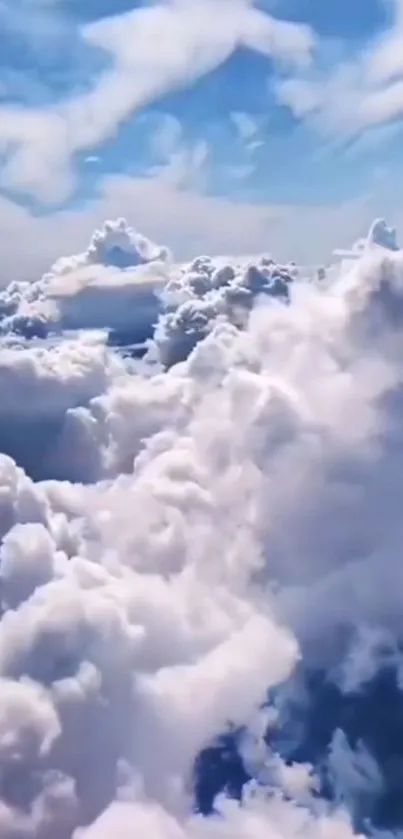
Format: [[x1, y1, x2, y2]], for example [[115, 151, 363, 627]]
[[0, 213, 402, 839]]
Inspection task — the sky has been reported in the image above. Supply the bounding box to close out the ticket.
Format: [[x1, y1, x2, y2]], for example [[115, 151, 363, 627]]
[[5, 3, 403, 837], [1, 0, 403, 279]]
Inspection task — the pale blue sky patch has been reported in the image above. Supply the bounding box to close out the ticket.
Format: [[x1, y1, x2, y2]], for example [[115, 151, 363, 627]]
[[0, 0, 403, 274]]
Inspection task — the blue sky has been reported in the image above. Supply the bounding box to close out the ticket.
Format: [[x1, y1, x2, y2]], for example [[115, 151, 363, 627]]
[[1, 0, 403, 277]]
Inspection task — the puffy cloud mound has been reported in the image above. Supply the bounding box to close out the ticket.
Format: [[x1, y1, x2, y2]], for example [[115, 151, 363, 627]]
[[0, 222, 300, 482], [366, 218, 399, 252], [154, 254, 297, 368], [0, 218, 300, 364], [333, 218, 400, 264], [86, 217, 171, 268], [0, 216, 403, 839], [0, 337, 128, 481], [0, 218, 171, 341]]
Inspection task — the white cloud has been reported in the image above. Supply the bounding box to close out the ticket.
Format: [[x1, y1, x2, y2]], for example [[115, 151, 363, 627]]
[[276, 0, 403, 138], [0, 217, 171, 351], [0, 216, 293, 479], [0, 0, 314, 201], [230, 112, 259, 142], [0, 171, 395, 289], [150, 115, 184, 160], [3, 227, 403, 836]]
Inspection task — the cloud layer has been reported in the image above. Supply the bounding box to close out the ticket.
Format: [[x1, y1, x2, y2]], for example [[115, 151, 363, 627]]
[[0, 214, 403, 839]]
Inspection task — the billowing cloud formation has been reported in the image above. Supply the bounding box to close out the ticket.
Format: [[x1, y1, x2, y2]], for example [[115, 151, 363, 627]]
[[0, 218, 170, 340], [333, 218, 400, 262], [154, 254, 297, 367], [0, 217, 296, 359], [0, 219, 299, 480], [1, 216, 403, 839]]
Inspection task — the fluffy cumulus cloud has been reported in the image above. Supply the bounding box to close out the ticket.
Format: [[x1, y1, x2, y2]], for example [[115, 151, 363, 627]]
[[0, 216, 298, 353], [332, 218, 399, 265], [0, 218, 299, 480], [154, 254, 297, 368], [0, 218, 170, 340], [1, 214, 403, 839]]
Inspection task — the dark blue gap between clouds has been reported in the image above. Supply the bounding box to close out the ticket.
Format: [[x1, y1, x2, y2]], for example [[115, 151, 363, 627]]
[[194, 661, 403, 833]]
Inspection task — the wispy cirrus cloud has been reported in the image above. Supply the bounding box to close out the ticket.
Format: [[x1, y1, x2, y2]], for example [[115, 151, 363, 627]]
[[0, 0, 314, 203], [276, 0, 403, 141]]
